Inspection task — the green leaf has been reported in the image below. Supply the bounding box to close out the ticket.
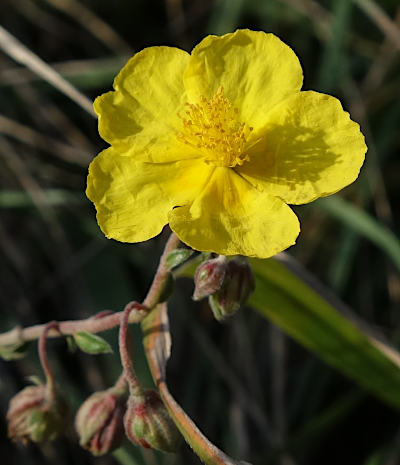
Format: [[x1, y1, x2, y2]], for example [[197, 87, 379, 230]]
[[73, 331, 112, 355], [248, 256, 400, 410], [166, 248, 194, 270], [0, 341, 30, 360]]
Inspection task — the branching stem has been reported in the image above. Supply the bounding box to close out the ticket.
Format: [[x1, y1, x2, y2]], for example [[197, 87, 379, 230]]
[[0, 232, 181, 347]]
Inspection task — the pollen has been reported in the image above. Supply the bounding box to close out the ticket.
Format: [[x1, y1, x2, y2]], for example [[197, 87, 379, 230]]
[[177, 86, 253, 168]]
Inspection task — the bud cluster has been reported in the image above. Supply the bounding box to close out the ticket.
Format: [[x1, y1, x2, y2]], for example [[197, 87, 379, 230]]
[[74, 383, 181, 456], [193, 256, 255, 321]]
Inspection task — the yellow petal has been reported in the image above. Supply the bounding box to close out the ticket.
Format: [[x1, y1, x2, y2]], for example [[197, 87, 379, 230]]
[[184, 29, 303, 133], [168, 168, 300, 258], [94, 46, 196, 162], [237, 91, 367, 204], [86, 147, 212, 242]]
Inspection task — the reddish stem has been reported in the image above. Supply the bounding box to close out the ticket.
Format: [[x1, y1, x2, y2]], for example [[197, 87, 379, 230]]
[[113, 371, 128, 393], [38, 321, 58, 393], [143, 232, 180, 309], [119, 303, 145, 402], [0, 232, 181, 347]]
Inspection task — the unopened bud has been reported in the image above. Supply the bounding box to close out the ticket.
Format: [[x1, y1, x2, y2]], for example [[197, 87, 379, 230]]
[[193, 256, 227, 301], [124, 389, 181, 453], [209, 257, 255, 321], [75, 387, 126, 456], [7, 383, 67, 443]]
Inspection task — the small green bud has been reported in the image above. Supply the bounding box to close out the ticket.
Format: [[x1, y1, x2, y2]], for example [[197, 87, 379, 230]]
[[7, 383, 68, 443], [193, 256, 227, 301], [209, 257, 255, 321], [124, 389, 181, 453], [75, 387, 126, 456]]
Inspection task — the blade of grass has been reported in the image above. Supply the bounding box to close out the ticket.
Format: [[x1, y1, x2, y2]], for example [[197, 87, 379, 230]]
[[0, 114, 90, 165], [0, 189, 85, 208], [289, 390, 365, 449], [327, 229, 359, 293], [249, 256, 400, 410], [316, 0, 352, 92], [0, 56, 129, 88], [207, 0, 245, 35], [315, 197, 400, 271], [113, 446, 146, 465], [354, 0, 400, 49], [44, 0, 132, 54], [0, 25, 94, 116]]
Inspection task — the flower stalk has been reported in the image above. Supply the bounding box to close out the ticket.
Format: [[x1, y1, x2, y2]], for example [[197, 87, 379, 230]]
[[6, 322, 68, 443], [119, 303, 145, 402], [38, 321, 58, 393]]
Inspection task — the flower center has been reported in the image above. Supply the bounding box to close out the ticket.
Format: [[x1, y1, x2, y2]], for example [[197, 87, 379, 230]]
[[177, 86, 253, 168]]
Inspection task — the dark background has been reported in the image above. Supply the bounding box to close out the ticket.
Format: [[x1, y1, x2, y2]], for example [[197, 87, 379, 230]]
[[0, 1, 400, 464]]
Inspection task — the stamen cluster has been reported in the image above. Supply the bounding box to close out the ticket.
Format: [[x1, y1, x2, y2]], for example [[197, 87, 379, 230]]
[[177, 86, 252, 168]]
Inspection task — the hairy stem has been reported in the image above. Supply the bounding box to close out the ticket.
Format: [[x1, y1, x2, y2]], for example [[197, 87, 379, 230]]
[[143, 232, 180, 308], [39, 321, 58, 392], [119, 303, 144, 401], [113, 372, 128, 393], [0, 232, 180, 347]]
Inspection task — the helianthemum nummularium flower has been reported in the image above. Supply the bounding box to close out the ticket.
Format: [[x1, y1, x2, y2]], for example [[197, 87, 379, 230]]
[[87, 29, 366, 258]]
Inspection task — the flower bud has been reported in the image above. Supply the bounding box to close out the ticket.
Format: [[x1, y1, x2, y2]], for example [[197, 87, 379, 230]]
[[209, 257, 255, 321], [193, 256, 227, 301], [124, 389, 181, 453], [7, 384, 67, 443], [75, 387, 126, 456]]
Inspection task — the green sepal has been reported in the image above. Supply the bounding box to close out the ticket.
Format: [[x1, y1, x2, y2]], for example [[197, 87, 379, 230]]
[[166, 248, 194, 270], [28, 410, 45, 427]]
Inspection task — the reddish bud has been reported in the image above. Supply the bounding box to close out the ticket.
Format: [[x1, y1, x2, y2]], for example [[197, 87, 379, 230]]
[[7, 383, 68, 443], [209, 257, 255, 321], [193, 256, 227, 301], [124, 389, 181, 453], [75, 387, 126, 456]]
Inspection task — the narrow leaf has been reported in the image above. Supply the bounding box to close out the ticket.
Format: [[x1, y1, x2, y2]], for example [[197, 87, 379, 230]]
[[249, 255, 400, 410], [73, 331, 112, 354]]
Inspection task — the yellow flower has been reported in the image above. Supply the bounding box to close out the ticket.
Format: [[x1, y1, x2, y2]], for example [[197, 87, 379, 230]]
[[87, 29, 366, 258]]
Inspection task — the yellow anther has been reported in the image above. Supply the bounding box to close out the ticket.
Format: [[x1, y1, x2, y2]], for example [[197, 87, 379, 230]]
[[176, 87, 252, 168]]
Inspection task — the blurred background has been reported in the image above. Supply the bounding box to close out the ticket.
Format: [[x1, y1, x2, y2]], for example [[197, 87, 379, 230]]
[[0, 0, 400, 464]]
